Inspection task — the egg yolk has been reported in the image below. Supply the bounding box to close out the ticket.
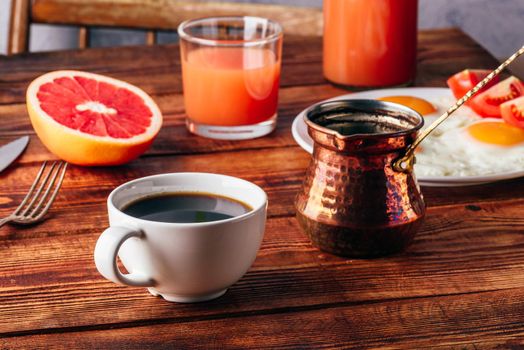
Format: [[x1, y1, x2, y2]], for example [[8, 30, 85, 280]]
[[468, 121, 524, 146], [378, 96, 437, 116]]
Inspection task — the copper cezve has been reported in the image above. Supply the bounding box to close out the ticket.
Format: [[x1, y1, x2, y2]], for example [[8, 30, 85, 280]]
[[295, 100, 425, 257]]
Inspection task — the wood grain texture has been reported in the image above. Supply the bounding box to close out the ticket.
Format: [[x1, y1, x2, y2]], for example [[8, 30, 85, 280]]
[[1, 198, 524, 336], [29, 0, 321, 36], [4, 289, 524, 349], [0, 30, 498, 105], [5, 289, 524, 349], [2, 140, 524, 218], [1, 29, 521, 349]]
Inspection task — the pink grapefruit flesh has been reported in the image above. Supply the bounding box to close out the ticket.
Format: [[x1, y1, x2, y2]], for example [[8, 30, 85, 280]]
[[27, 70, 163, 166]]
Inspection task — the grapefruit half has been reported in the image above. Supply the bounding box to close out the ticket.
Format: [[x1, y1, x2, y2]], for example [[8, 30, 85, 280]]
[[27, 70, 163, 166]]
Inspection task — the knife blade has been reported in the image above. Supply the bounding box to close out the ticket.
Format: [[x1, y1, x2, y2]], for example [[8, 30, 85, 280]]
[[0, 136, 29, 173]]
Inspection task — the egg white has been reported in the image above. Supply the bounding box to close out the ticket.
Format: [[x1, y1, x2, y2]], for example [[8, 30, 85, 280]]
[[413, 97, 524, 177]]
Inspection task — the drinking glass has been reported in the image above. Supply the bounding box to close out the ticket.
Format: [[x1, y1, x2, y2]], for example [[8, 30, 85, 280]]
[[178, 17, 283, 140]]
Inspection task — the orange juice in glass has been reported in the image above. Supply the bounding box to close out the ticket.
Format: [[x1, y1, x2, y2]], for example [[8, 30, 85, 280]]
[[323, 0, 418, 88], [178, 17, 283, 140]]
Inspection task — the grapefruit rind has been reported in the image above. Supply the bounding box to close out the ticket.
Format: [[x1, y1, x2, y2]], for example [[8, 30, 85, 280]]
[[26, 70, 163, 166]]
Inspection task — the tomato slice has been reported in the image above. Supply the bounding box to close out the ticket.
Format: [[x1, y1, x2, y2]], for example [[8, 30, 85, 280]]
[[446, 69, 499, 104], [501, 96, 524, 129], [469, 76, 524, 118]]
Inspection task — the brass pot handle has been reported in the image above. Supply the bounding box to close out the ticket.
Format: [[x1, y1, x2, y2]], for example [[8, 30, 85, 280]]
[[393, 45, 524, 173]]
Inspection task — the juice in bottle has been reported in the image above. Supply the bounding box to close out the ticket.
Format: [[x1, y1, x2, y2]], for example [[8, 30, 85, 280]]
[[323, 0, 418, 87]]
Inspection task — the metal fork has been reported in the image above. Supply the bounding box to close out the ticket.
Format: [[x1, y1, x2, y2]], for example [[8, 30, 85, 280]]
[[0, 161, 68, 228]]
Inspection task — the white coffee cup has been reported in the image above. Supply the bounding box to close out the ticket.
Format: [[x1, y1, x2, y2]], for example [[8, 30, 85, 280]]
[[94, 172, 267, 303]]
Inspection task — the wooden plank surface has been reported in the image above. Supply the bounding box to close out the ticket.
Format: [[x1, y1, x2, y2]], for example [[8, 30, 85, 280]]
[[0, 30, 497, 105], [2, 29, 523, 348], [5, 289, 524, 349], [2, 199, 524, 337]]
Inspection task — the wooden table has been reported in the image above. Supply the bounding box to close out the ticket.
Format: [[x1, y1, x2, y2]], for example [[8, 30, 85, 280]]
[[1, 29, 523, 349]]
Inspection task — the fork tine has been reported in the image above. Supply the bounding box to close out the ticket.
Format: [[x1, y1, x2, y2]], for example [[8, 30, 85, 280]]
[[38, 162, 68, 219], [29, 162, 67, 221], [13, 161, 48, 216], [30, 163, 68, 222], [19, 161, 58, 217], [29, 162, 67, 219]]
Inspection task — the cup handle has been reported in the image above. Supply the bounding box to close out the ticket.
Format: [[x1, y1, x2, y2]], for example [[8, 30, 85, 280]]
[[94, 226, 155, 287]]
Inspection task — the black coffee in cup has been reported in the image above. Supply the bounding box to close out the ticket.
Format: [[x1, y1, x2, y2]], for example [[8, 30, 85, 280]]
[[122, 192, 252, 223]]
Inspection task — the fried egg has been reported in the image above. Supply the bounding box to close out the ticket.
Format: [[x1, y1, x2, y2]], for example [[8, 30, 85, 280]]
[[378, 95, 437, 116], [415, 97, 524, 177]]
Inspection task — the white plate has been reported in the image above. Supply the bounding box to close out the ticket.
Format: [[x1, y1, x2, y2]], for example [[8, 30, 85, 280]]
[[291, 87, 524, 187]]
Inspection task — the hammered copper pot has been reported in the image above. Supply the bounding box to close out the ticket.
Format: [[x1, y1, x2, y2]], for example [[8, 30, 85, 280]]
[[295, 100, 426, 258]]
